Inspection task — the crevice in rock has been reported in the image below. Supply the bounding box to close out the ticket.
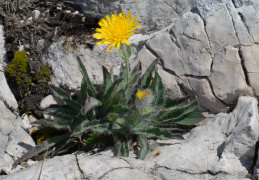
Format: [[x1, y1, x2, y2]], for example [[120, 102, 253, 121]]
[[238, 48, 250, 87], [237, 12, 255, 43], [231, 0, 238, 8], [204, 76, 230, 108], [75, 154, 87, 179], [98, 167, 134, 179], [252, 140, 259, 175], [226, 3, 240, 45]]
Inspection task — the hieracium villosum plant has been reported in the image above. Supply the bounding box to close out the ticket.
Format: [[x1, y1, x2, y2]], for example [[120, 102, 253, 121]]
[[14, 11, 203, 166]]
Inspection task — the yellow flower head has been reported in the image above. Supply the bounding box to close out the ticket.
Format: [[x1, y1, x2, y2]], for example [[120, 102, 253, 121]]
[[93, 11, 142, 51], [136, 90, 150, 100]]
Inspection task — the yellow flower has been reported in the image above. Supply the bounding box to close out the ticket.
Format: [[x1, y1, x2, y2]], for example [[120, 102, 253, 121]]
[[93, 11, 142, 51], [136, 90, 150, 100]]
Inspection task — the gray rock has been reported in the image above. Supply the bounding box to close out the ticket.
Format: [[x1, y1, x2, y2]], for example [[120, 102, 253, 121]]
[[0, 25, 18, 110], [0, 100, 35, 173], [210, 45, 251, 104], [217, 96, 259, 177], [32, 10, 41, 20], [70, 0, 194, 33], [171, 12, 212, 76], [196, 0, 231, 19], [1, 155, 82, 180], [146, 96, 258, 178], [205, 6, 239, 54], [226, 2, 254, 46], [238, 5, 259, 43], [187, 76, 229, 113], [41, 37, 137, 89]]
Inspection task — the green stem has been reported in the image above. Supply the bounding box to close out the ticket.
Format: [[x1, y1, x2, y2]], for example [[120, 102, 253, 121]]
[[125, 57, 130, 83]]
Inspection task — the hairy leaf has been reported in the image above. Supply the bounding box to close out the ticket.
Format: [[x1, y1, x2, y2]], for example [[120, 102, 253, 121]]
[[82, 97, 101, 115], [156, 100, 198, 122], [140, 58, 159, 88], [51, 85, 70, 101], [173, 111, 204, 125], [150, 70, 165, 110], [77, 57, 96, 97], [102, 66, 113, 94], [136, 128, 173, 140], [13, 135, 70, 167], [138, 135, 149, 160], [164, 95, 191, 109]]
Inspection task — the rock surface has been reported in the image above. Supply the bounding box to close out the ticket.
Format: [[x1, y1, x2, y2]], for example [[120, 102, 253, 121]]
[[0, 100, 35, 174], [1, 96, 256, 179]]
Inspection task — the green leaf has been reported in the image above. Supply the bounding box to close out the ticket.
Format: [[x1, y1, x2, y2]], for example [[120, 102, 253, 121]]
[[156, 100, 198, 122], [129, 73, 141, 85], [140, 58, 159, 88], [133, 121, 151, 131], [174, 111, 204, 125], [103, 78, 123, 110], [138, 135, 149, 160], [63, 99, 82, 113], [82, 97, 101, 115], [112, 105, 128, 113], [77, 57, 96, 97], [71, 120, 108, 136], [81, 78, 87, 103], [150, 70, 165, 110], [51, 85, 70, 101], [136, 128, 173, 140], [42, 106, 79, 120], [31, 119, 70, 130], [13, 135, 70, 167], [119, 44, 131, 60], [102, 66, 113, 94], [164, 95, 191, 108]]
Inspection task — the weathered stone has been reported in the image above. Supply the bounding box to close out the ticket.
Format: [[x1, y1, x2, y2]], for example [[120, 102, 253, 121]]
[[241, 45, 259, 73], [205, 6, 239, 54], [0, 25, 18, 110], [1, 155, 82, 180], [196, 0, 231, 19], [70, 0, 194, 33], [238, 5, 259, 43], [41, 37, 137, 89], [210, 45, 251, 104], [247, 73, 259, 97], [226, 2, 254, 46], [217, 96, 259, 177], [32, 10, 41, 20], [146, 96, 259, 178], [187, 77, 229, 113], [171, 12, 212, 76], [0, 100, 35, 173]]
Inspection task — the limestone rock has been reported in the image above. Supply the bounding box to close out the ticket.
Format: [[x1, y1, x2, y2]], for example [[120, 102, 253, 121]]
[[0, 100, 35, 173], [238, 5, 259, 43], [1, 155, 82, 179], [205, 6, 239, 54], [217, 97, 259, 177], [146, 96, 259, 178], [196, 0, 231, 19], [171, 12, 212, 76], [70, 0, 194, 33], [32, 10, 41, 20], [187, 77, 229, 113], [210, 45, 251, 104], [0, 25, 18, 110]]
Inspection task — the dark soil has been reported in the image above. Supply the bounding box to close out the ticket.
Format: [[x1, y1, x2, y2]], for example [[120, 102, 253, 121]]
[[1, 0, 100, 115]]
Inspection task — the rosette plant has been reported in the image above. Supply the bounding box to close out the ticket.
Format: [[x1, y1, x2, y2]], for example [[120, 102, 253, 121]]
[[14, 11, 203, 166]]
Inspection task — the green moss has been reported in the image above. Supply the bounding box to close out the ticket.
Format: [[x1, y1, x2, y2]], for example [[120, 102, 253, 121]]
[[6, 51, 32, 87], [32, 65, 51, 85]]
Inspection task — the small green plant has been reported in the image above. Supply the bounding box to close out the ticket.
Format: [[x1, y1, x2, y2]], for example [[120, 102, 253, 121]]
[[6, 51, 32, 87], [13, 11, 204, 166]]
